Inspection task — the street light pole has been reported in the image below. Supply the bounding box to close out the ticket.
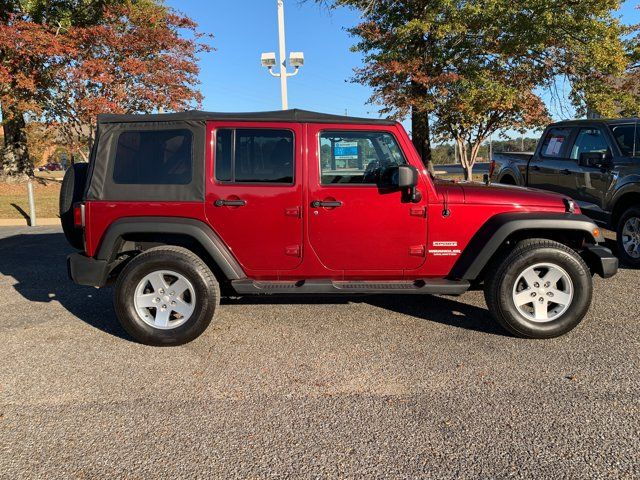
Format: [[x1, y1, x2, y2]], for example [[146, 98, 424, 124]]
[[277, 0, 288, 110], [261, 1, 304, 110]]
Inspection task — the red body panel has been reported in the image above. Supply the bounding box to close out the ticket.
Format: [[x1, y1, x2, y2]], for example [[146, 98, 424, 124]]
[[83, 120, 570, 280]]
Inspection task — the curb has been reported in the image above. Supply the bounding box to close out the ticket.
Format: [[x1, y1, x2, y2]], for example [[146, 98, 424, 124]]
[[0, 218, 60, 226]]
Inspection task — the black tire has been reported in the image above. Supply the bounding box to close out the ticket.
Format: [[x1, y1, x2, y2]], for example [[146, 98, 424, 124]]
[[59, 163, 88, 250], [499, 175, 516, 185], [615, 206, 640, 268], [114, 246, 219, 346], [484, 239, 592, 339]]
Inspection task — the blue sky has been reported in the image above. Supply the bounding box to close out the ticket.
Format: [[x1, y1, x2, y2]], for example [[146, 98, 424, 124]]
[[167, 0, 640, 136]]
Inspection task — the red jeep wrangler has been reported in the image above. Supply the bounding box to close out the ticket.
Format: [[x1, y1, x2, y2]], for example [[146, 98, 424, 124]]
[[60, 110, 617, 345]]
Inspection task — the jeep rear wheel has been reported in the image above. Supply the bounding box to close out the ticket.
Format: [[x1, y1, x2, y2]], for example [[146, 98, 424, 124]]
[[484, 239, 592, 338], [114, 246, 219, 346], [616, 206, 640, 267]]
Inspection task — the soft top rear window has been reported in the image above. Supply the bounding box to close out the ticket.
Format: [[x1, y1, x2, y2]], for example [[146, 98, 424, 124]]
[[113, 129, 193, 185]]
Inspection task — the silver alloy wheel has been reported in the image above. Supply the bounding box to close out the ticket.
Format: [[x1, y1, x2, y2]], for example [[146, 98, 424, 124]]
[[511, 263, 573, 322], [621, 216, 640, 259], [134, 270, 196, 330]]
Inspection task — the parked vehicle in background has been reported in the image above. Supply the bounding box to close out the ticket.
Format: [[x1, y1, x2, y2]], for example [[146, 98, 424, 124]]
[[490, 119, 640, 266], [61, 110, 617, 346], [37, 162, 64, 172]]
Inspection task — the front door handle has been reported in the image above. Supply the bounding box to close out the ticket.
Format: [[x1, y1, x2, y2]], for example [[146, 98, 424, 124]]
[[214, 199, 246, 207], [311, 200, 342, 208], [560, 169, 571, 175], [531, 165, 541, 171]]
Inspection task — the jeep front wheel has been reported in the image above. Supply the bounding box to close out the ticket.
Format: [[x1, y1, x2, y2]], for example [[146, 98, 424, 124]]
[[484, 239, 592, 338], [114, 246, 219, 346]]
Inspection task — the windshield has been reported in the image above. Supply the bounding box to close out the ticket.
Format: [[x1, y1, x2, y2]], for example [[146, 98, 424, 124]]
[[610, 124, 638, 157]]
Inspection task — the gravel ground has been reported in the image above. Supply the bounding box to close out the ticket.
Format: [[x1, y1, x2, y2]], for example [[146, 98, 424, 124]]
[[0, 226, 638, 479]]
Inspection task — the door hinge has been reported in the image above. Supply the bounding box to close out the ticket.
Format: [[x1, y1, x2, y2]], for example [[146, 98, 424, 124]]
[[410, 206, 427, 217], [285, 245, 301, 257], [409, 245, 426, 257], [285, 206, 301, 218]]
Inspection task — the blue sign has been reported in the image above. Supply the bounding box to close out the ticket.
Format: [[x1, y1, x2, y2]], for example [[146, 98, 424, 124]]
[[334, 142, 358, 159]]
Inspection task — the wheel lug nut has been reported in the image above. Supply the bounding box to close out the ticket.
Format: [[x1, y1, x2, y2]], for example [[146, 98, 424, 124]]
[[531, 292, 536, 297], [154, 297, 160, 303], [534, 282, 539, 288], [170, 291, 175, 296], [171, 300, 176, 306], [162, 304, 167, 309], [538, 297, 544, 302], [159, 289, 164, 294], [547, 292, 553, 297]]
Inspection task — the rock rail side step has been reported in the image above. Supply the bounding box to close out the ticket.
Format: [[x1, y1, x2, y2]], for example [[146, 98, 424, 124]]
[[231, 278, 470, 295]]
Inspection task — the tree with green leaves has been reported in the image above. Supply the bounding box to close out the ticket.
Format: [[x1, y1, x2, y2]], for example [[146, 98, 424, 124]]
[[319, 0, 633, 179]]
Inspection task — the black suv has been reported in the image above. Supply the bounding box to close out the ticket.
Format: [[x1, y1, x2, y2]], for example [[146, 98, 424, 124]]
[[490, 118, 640, 266]]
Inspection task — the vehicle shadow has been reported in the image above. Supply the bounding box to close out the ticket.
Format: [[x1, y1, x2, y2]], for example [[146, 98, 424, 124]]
[[0, 231, 511, 341], [0, 231, 128, 340], [223, 294, 507, 336]]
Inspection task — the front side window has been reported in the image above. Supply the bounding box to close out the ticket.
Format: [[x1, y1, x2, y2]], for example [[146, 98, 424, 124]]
[[113, 129, 192, 184], [540, 128, 572, 158], [611, 124, 637, 157], [570, 128, 610, 160], [319, 131, 406, 185], [215, 128, 294, 183]]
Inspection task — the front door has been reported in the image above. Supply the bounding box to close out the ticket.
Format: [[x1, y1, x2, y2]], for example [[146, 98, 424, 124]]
[[568, 126, 615, 222], [306, 126, 428, 274], [205, 122, 304, 272]]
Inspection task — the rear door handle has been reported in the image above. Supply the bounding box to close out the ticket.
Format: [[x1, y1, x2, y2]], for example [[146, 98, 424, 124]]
[[311, 200, 342, 208], [531, 165, 541, 171], [214, 199, 246, 207], [561, 169, 571, 175]]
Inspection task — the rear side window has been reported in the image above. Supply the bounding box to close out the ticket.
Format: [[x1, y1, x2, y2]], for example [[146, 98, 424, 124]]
[[319, 131, 406, 184], [540, 128, 572, 158], [112, 129, 192, 184], [611, 124, 638, 156], [215, 129, 294, 184]]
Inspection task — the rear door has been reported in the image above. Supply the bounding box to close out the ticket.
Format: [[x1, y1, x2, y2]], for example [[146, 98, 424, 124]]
[[306, 125, 428, 274], [204, 122, 304, 272], [527, 127, 573, 193]]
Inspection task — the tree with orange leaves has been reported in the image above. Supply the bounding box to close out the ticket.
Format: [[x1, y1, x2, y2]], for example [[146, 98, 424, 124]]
[[0, 1, 212, 176]]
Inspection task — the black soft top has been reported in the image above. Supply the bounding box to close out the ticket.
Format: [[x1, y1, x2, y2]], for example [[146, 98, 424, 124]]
[[97, 108, 396, 126]]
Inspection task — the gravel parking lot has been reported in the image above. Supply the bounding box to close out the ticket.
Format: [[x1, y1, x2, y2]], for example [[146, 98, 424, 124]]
[[0, 226, 638, 478]]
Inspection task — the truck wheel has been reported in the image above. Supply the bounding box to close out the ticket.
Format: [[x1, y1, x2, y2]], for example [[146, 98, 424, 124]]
[[616, 206, 640, 267], [484, 239, 592, 338], [59, 163, 88, 250], [114, 246, 219, 346]]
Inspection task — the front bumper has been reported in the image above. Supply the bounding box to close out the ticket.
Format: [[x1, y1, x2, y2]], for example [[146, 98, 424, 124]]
[[582, 245, 618, 279], [67, 252, 110, 287]]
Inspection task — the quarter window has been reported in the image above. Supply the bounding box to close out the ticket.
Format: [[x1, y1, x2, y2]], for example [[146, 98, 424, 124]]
[[570, 128, 609, 160], [611, 124, 637, 157], [215, 129, 294, 184], [540, 128, 572, 158], [319, 131, 406, 185], [112, 129, 192, 184]]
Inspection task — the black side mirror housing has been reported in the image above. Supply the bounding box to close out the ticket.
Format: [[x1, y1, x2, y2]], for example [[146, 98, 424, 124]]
[[396, 164, 419, 189], [382, 164, 420, 202], [579, 151, 612, 168]]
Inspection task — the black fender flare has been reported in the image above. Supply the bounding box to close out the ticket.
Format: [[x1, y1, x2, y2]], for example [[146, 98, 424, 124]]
[[449, 212, 602, 281], [96, 217, 246, 281]]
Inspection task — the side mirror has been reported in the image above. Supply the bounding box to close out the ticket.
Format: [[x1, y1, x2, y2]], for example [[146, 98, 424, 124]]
[[382, 164, 420, 202], [396, 164, 419, 189], [579, 151, 612, 168]]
